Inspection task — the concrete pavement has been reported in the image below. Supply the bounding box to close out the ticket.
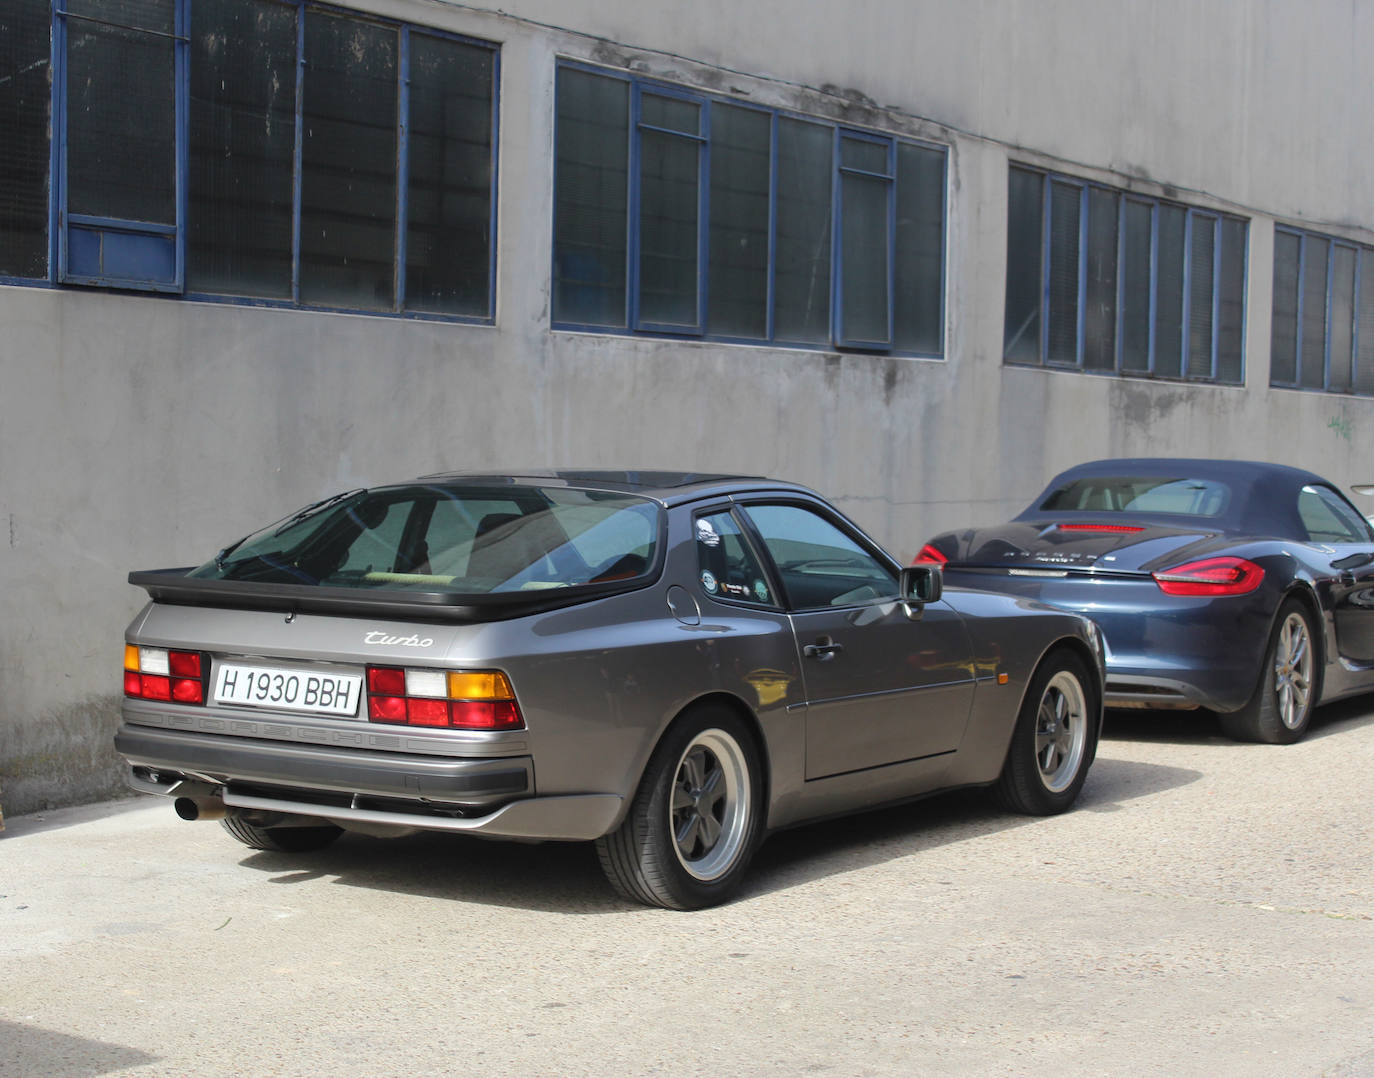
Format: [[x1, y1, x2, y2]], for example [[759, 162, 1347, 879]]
[[2, 704, 1373, 1077]]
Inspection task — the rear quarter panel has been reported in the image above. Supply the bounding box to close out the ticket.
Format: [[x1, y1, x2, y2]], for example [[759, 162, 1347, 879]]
[[935, 587, 1104, 785]]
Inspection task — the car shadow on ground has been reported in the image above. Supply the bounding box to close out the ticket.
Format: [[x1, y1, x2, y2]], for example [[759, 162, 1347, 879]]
[[233, 751, 1199, 915], [1101, 699, 1374, 745]]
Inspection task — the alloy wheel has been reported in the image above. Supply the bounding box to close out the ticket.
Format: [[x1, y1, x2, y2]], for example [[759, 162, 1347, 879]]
[[670, 729, 752, 881], [1035, 671, 1088, 793], [1273, 611, 1313, 730]]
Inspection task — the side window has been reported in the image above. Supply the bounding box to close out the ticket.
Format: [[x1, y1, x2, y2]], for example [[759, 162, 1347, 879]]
[[695, 511, 775, 606], [741, 504, 896, 608], [1298, 485, 1372, 544]]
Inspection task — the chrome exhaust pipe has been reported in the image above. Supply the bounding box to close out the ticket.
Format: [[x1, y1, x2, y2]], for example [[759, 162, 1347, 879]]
[[174, 796, 228, 821]]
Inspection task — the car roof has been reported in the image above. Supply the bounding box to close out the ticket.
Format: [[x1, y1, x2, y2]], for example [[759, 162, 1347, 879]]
[[1021, 457, 1347, 537], [1040, 458, 1331, 488], [411, 469, 815, 506]]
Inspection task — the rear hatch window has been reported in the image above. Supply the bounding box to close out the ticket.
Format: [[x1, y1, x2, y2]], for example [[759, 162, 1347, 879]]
[[190, 484, 662, 594], [1038, 476, 1231, 518]]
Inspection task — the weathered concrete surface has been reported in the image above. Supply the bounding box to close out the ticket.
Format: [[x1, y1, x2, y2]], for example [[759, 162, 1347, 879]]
[[2, 704, 1371, 1077]]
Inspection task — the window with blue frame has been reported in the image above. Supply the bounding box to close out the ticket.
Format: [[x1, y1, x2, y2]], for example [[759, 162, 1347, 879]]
[[552, 64, 948, 356], [0, 0, 53, 280], [60, 0, 184, 290], [2, 0, 496, 318], [1004, 165, 1247, 384], [188, 0, 496, 315], [1271, 226, 1374, 394]]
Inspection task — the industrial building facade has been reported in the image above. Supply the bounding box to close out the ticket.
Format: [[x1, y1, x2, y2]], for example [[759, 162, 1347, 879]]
[[3, 0, 1373, 814]]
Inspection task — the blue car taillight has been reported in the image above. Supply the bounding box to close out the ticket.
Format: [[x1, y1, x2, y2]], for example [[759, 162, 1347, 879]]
[[1153, 556, 1264, 597]]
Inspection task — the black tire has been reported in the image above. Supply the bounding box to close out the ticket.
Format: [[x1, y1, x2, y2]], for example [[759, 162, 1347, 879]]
[[1219, 598, 1318, 745], [994, 649, 1099, 816], [596, 705, 764, 910], [220, 816, 344, 853]]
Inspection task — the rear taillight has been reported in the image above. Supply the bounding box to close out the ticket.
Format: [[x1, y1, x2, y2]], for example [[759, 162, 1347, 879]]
[[1056, 523, 1145, 533], [124, 645, 207, 704], [912, 543, 948, 565], [1153, 556, 1264, 596], [365, 666, 524, 730]]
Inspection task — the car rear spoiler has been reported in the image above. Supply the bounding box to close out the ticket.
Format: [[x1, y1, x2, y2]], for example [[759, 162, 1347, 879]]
[[128, 568, 649, 623]]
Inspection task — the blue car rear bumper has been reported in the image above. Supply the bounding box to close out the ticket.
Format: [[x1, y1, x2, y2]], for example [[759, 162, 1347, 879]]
[[945, 571, 1275, 713]]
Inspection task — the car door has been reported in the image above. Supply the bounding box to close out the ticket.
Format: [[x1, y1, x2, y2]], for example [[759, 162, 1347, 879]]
[[1297, 484, 1374, 663], [737, 501, 976, 780]]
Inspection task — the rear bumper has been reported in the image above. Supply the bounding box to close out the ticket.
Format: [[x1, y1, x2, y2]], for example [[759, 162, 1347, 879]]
[[115, 722, 622, 841], [945, 569, 1274, 713]]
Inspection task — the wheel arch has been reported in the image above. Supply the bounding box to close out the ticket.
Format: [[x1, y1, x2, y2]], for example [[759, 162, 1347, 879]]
[[611, 689, 771, 834], [1022, 634, 1107, 752], [1029, 635, 1104, 709]]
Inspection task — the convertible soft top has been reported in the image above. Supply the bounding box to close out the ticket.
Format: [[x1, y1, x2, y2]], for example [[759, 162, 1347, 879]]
[[1016, 458, 1341, 539]]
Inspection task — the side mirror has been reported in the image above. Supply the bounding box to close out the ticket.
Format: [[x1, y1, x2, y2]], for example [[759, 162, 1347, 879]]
[[899, 564, 943, 605]]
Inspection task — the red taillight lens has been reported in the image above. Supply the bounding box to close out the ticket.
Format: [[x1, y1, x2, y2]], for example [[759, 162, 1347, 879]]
[[172, 678, 204, 703], [449, 700, 523, 730], [169, 651, 202, 678], [124, 647, 206, 704], [1057, 523, 1145, 533], [367, 667, 407, 696], [365, 666, 525, 730], [406, 698, 450, 726], [1153, 556, 1265, 596], [912, 543, 948, 565], [368, 694, 408, 722], [140, 675, 172, 701]]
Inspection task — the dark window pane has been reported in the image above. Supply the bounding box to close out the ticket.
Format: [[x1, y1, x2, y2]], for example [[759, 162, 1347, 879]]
[[553, 68, 628, 327], [1003, 167, 1043, 364], [1330, 246, 1357, 392], [1356, 251, 1374, 395], [1187, 215, 1216, 378], [894, 143, 944, 354], [0, 0, 50, 278], [840, 165, 891, 345], [1216, 218, 1246, 384], [300, 12, 397, 310], [841, 136, 888, 175], [774, 118, 831, 344], [707, 104, 769, 339], [1083, 187, 1119, 371], [1120, 200, 1152, 373], [1300, 236, 1330, 388], [188, 0, 296, 298], [1271, 230, 1300, 385], [1047, 180, 1081, 365], [68, 0, 173, 33], [1155, 205, 1186, 378], [642, 93, 699, 135], [638, 108, 700, 328], [405, 34, 494, 317], [66, 1, 176, 224]]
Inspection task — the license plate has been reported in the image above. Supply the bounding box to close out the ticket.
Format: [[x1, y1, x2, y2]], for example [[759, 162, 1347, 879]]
[[212, 663, 363, 718]]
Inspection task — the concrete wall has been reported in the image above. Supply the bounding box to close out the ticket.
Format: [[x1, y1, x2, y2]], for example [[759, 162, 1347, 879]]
[[3, 0, 1373, 815]]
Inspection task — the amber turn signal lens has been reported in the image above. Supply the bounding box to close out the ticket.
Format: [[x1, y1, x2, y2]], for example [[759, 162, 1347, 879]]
[[447, 671, 514, 700]]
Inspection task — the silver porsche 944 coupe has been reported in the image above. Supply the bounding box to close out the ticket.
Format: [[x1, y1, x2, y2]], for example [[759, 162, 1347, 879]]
[[118, 471, 1104, 909]]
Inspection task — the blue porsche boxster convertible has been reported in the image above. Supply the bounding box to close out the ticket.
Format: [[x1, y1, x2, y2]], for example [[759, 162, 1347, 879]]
[[919, 458, 1374, 743]]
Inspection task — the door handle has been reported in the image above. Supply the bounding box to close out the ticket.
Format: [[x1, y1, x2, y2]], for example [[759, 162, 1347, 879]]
[[803, 637, 844, 661]]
